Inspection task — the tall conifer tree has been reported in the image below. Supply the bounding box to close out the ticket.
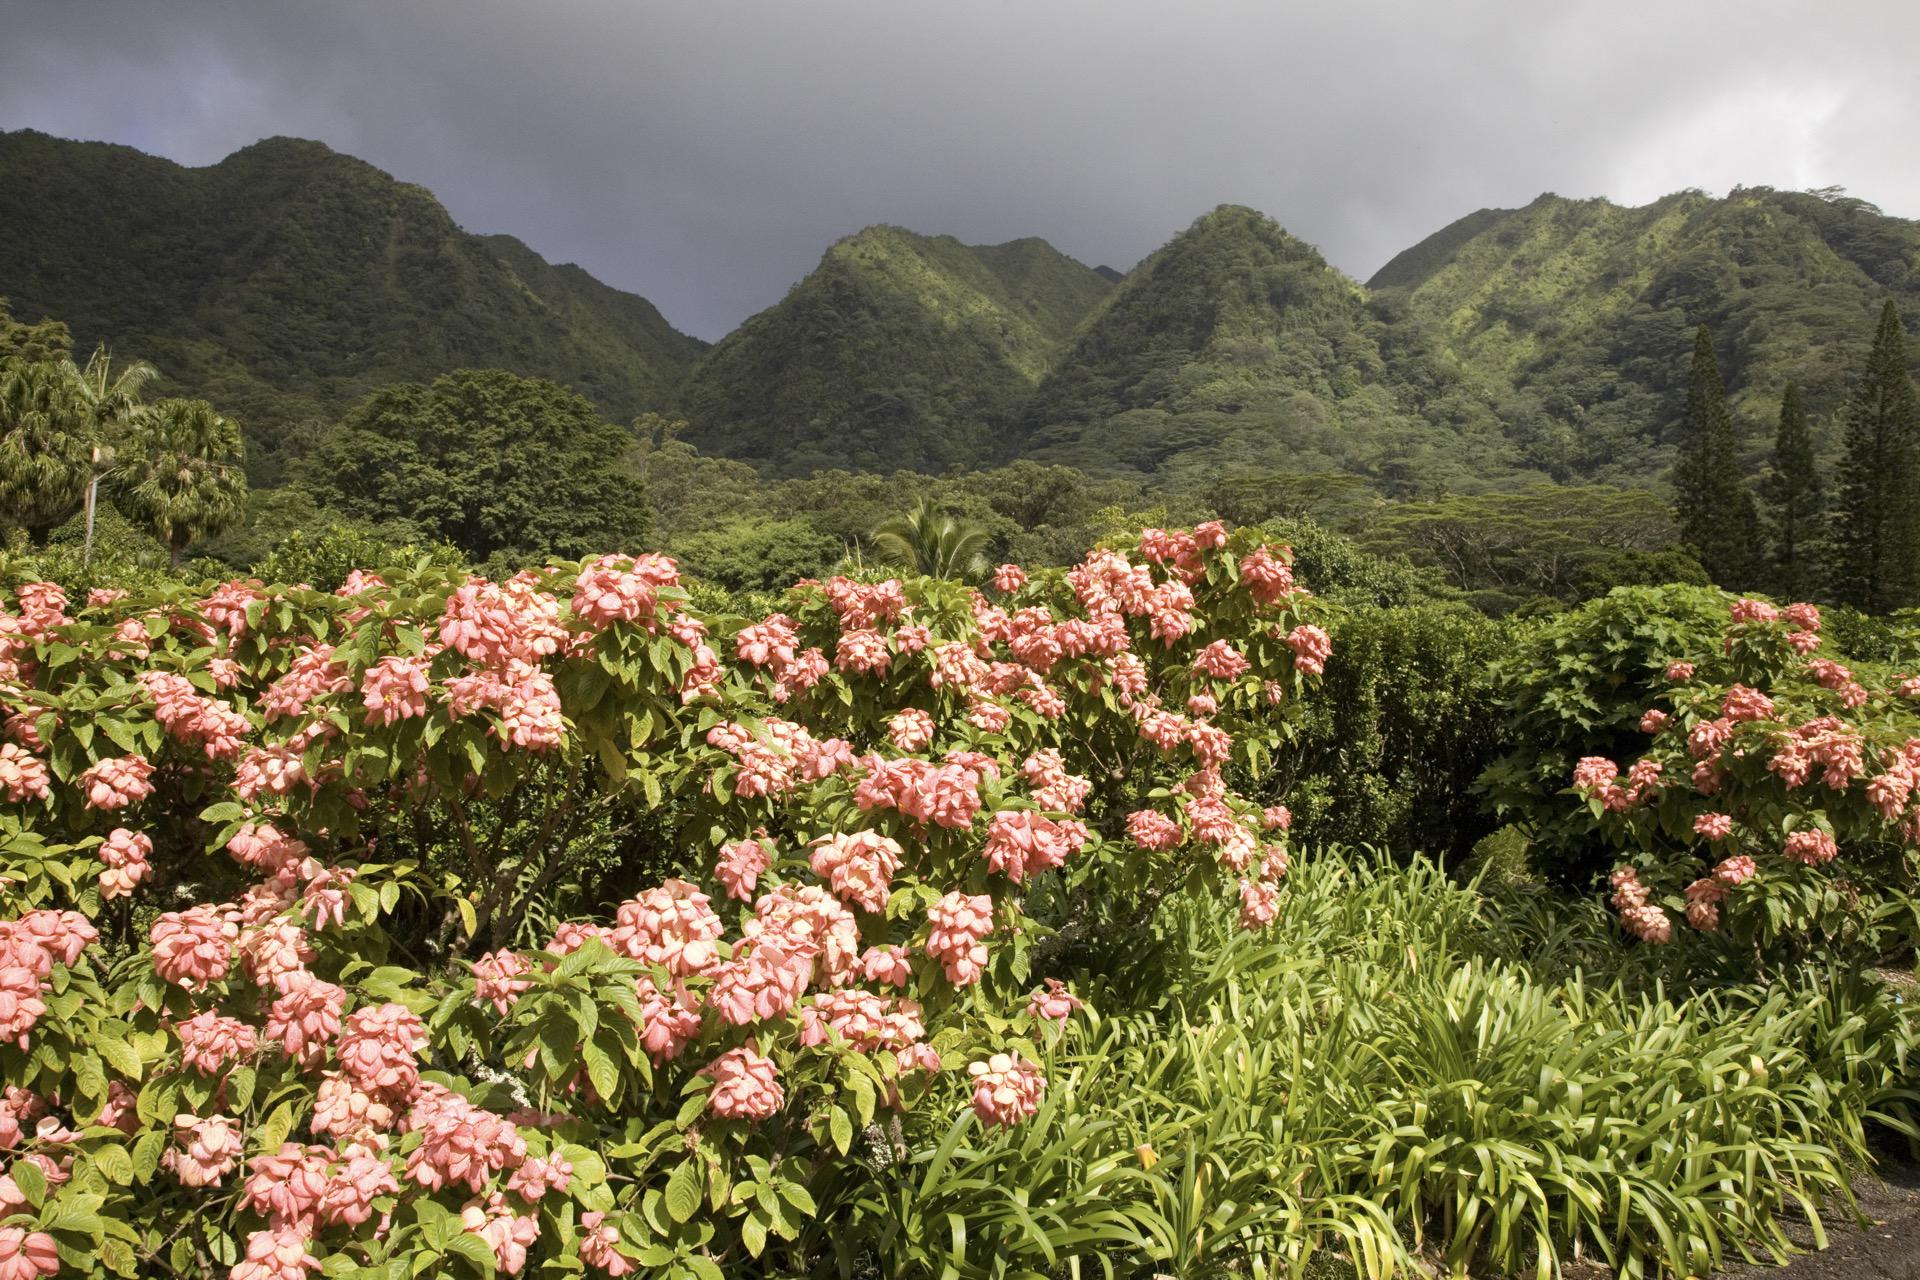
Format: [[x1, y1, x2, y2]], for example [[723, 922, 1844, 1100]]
[[1760, 382, 1823, 598], [1671, 326, 1759, 585], [1831, 300, 1920, 613]]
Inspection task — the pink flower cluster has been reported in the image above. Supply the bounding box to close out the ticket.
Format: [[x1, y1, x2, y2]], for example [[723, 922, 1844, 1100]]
[[855, 753, 984, 829], [405, 1086, 528, 1193], [981, 810, 1089, 883], [925, 892, 994, 985], [808, 831, 904, 913], [1608, 867, 1672, 945], [703, 1045, 785, 1119], [77, 753, 155, 809], [97, 827, 153, 899], [967, 1053, 1046, 1127], [572, 553, 680, 630], [140, 670, 251, 760]]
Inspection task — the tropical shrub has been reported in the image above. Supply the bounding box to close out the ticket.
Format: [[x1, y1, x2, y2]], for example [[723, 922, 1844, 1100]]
[[1479, 584, 1730, 889], [1523, 595, 1920, 961], [1273, 603, 1511, 864], [0, 521, 1323, 1278]]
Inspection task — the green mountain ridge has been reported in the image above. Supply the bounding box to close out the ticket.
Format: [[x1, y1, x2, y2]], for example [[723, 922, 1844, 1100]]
[[0, 129, 707, 478], [4, 129, 1916, 500], [677, 224, 1113, 475], [1371, 187, 1920, 482], [1018, 204, 1536, 493]]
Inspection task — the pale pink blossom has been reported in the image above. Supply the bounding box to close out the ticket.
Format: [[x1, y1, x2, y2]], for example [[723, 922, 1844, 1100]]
[[239, 1142, 331, 1228], [1693, 812, 1735, 841], [1026, 978, 1083, 1022], [267, 977, 347, 1067], [404, 1088, 527, 1193], [473, 950, 535, 1015], [703, 1046, 785, 1119], [1126, 809, 1182, 850], [579, 1211, 637, 1276], [0, 745, 50, 804], [77, 753, 154, 810], [611, 880, 724, 976], [887, 707, 936, 753], [151, 905, 238, 990], [925, 892, 994, 985], [361, 654, 430, 724], [1238, 878, 1280, 929], [967, 1053, 1045, 1127], [230, 1228, 322, 1280], [177, 1010, 258, 1076], [163, 1112, 244, 1187], [809, 830, 904, 913], [1784, 828, 1839, 866], [1284, 624, 1332, 676], [462, 1193, 541, 1275], [316, 1152, 400, 1228], [715, 836, 773, 902], [337, 1003, 429, 1102]]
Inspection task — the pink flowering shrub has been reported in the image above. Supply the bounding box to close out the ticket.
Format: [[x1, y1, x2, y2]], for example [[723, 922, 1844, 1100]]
[[1549, 594, 1920, 958], [0, 524, 1323, 1276]]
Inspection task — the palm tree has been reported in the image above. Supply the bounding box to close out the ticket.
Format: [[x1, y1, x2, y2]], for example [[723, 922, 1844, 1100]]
[[871, 498, 991, 581], [113, 398, 248, 567], [0, 359, 92, 540], [62, 349, 157, 566]]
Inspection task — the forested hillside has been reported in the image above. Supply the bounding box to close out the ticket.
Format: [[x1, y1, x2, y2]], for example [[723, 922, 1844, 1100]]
[[677, 225, 1112, 474], [1372, 187, 1920, 483], [4, 130, 1916, 503], [0, 129, 706, 478], [1017, 204, 1534, 492]]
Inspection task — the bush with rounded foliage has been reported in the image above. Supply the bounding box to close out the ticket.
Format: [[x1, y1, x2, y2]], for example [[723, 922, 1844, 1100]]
[[0, 521, 1321, 1278], [1544, 596, 1920, 961]]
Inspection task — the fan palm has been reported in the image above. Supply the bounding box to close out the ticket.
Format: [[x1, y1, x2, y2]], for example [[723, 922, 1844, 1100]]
[[0, 358, 92, 538], [113, 397, 248, 566], [870, 498, 992, 581], [63, 349, 157, 565]]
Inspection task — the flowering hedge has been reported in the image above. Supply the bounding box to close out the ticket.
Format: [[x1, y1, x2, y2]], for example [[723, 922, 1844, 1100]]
[[0, 523, 1323, 1279], [1561, 597, 1920, 958]]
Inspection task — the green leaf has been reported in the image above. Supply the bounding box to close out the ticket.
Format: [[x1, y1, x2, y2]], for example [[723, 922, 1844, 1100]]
[[829, 1105, 854, 1156], [741, 1212, 768, 1259], [583, 1041, 620, 1105], [91, 1142, 135, 1186], [443, 1233, 497, 1276], [227, 1065, 257, 1110], [9, 1153, 47, 1206], [664, 1159, 702, 1224], [95, 1032, 142, 1082]]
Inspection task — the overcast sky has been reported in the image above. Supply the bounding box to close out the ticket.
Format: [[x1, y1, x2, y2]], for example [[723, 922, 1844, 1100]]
[[4, 0, 1916, 340]]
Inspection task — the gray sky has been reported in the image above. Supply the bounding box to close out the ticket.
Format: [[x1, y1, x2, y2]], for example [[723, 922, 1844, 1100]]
[[4, 0, 1916, 340]]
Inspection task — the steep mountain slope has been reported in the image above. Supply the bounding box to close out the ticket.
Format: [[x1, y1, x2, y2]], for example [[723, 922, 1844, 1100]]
[[1370, 187, 1920, 483], [1018, 205, 1535, 493], [0, 129, 705, 472], [677, 226, 1112, 475]]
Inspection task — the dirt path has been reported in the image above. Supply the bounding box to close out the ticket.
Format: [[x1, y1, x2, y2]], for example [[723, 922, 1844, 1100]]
[[1719, 1158, 1920, 1280]]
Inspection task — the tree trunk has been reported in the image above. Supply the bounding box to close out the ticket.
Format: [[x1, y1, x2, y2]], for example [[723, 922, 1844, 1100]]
[[82, 476, 99, 568]]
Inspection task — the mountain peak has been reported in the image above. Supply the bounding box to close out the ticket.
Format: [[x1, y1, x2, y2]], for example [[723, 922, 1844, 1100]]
[[0, 130, 704, 481], [678, 226, 1111, 476]]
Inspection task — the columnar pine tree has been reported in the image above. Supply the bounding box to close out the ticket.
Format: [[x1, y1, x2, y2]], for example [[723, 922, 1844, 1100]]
[[1831, 300, 1920, 614], [1760, 382, 1823, 598], [1671, 326, 1760, 585]]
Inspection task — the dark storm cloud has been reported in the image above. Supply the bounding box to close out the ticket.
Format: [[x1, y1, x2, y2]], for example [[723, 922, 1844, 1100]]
[[4, 0, 1917, 339]]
